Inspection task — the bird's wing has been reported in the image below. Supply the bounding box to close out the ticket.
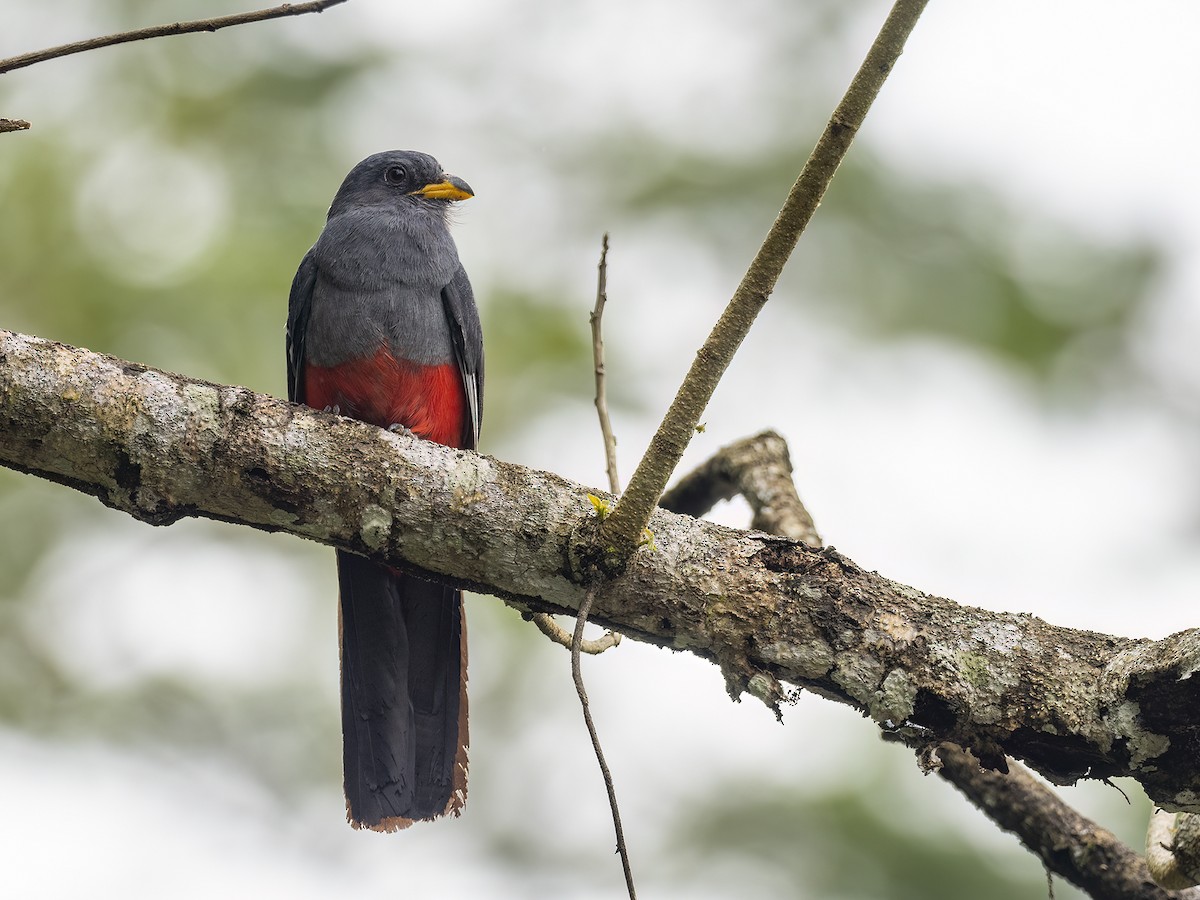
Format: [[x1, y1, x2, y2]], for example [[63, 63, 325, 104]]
[[286, 249, 318, 405], [441, 264, 484, 450]]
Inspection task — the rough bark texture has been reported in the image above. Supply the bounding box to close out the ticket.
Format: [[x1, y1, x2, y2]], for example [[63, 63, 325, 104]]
[[666, 430, 1197, 898], [3, 329, 1200, 815], [936, 744, 1199, 900], [1149, 810, 1200, 891]]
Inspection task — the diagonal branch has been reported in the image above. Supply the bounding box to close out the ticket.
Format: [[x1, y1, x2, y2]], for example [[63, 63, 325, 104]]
[[4, 329, 1200, 820], [668, 428, 1188, 899], [598, 0, 930, 553], [934, 744, 1198, 900], [0, 0, 349, 76]]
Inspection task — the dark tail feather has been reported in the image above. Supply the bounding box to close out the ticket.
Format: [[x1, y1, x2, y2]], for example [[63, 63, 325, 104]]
[[336, 550, 468, 831]]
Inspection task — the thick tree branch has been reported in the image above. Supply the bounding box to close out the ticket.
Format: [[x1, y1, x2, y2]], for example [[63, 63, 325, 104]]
[[599, 0, 929, 553], [3, 329, 1200, 816], [0, 1, 349, 75], [935, 744, 1198, 900], [667, 427, 1187, 898]]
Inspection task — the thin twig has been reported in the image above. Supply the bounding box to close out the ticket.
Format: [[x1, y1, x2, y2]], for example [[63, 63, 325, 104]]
[[597, 0, 930, 554], [530, 233, 626, 662], [530, 233, 629, 887], [592, 233, 620, 495], [531, 611, 621, 654], [0, 0, 349, 75], [573, 589, 637, 900], [579, 233, 633, 891]]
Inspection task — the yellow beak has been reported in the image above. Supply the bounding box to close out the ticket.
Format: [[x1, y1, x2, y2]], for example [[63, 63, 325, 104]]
[[410, 175, 474, 201]]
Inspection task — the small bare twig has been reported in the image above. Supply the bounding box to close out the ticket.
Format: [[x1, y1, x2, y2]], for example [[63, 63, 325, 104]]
[[572, 589, 637, 900], [592, 233, 620, 495], [0, 119, 30, 133], [524, 230, 631, 891], [660, 430, 820, 545], [574, 233, 635, 895], [530, 612, 620, 654], [532, 233, 625, 656], [0, 0, 349, 75], [598, 0, 930, 554]]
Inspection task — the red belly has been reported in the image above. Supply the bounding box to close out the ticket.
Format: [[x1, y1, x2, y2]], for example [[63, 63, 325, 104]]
[[304, 347, 467, 449]]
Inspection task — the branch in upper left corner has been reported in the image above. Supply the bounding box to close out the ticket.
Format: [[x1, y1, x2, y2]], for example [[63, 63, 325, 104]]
[[0, 0, 350, 75]]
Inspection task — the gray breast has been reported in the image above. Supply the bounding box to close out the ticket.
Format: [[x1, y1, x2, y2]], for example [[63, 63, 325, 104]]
[[304, 205, 459, 368]]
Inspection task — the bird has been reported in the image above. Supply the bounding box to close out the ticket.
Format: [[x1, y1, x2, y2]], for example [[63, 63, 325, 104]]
[[285, 150, 482, 831]]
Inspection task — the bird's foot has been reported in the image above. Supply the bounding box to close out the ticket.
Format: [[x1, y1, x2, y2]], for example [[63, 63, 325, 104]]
[[322, 404, 341, 415], [387, 423, 414, 437]]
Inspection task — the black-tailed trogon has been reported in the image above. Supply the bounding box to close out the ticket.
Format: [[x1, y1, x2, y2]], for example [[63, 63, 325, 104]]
[[285, 150, 482, 830]]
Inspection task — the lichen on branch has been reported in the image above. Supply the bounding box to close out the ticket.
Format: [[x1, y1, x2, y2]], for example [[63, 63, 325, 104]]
[[1, 329, 1199, 820]]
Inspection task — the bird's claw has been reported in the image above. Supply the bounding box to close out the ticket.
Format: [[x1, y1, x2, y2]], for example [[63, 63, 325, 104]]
[[387, 423, 414, 437], [322, 404, 341, 415]]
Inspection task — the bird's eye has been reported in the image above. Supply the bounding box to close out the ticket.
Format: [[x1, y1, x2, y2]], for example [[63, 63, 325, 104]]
[[384, 165, 407, 186]]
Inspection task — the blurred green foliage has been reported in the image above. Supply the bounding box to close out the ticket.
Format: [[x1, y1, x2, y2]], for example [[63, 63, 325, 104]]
[[592, 142, 1161, 390], [673, 780, 1039, 899]]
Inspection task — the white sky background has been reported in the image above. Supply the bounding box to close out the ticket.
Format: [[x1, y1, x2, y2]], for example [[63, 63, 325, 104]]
[[3, 1, 1199, 897]]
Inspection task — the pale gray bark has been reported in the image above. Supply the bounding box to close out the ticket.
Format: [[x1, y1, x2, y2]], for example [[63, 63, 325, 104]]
[[3, 328, 1200, 819]]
